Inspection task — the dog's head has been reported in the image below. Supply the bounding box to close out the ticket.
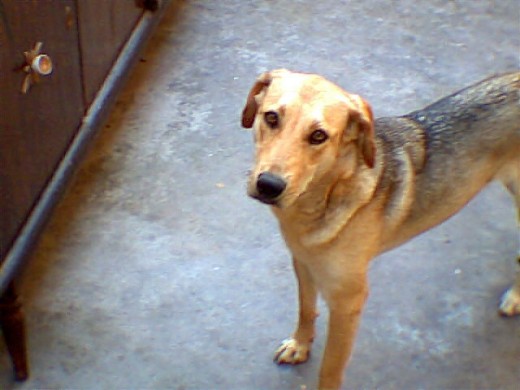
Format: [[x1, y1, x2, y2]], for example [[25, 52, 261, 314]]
[[242, 69, 376, 209]]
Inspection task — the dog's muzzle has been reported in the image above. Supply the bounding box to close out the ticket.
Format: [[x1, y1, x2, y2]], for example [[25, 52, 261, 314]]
[[254, 172, 287, 204]]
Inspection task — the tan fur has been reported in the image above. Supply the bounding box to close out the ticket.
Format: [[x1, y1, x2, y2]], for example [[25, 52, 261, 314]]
[[242, 69, 520, 389]]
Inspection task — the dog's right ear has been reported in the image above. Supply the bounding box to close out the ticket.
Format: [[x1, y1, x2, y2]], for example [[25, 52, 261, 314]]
[[241, 72, 272, 128], [346, 94, 376, 168]]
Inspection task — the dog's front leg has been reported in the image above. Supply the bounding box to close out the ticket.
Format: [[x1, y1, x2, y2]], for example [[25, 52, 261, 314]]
[[274, 258, 317, 364], [319, 276, 368, 390]]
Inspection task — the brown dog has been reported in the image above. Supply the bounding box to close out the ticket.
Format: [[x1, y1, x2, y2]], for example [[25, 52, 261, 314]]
[[241, 69, 520, 389]]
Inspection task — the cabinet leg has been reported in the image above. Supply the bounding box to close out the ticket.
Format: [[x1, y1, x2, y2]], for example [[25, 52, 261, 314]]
[[0, 283, 29, 381]]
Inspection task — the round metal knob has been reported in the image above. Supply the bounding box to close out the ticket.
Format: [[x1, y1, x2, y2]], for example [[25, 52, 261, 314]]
[[31, 54, 53, 76], [20, 42, 53, 94]]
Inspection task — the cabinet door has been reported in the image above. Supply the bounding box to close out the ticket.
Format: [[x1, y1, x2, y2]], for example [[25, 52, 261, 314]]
[[0, 1, 84, 258], [77, 0, 144, 105]]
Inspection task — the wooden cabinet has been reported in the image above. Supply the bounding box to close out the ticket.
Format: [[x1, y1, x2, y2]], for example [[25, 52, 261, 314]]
[[0, 1, 84, 260], [0, 0, 168, 381], [77, 1, 143, 105]]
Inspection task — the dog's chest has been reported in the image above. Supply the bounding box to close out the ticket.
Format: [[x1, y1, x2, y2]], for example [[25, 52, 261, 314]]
[[277, 215, 379, 264]]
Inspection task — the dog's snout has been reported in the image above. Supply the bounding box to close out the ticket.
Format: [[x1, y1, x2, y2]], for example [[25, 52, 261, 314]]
[[256, 172, 287, 200]]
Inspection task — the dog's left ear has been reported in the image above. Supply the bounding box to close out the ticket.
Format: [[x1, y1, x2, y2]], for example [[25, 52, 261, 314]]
[[241, 72, 273, 128], [348, 95, 376, 168]]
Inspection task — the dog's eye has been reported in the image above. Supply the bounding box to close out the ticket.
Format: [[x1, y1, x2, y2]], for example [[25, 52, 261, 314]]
[[264, 111, 279, 128], [309, 129, 329, 145]]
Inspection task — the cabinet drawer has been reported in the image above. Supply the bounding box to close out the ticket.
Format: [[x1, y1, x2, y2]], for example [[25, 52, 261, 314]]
[[0, 1, 84, 258]]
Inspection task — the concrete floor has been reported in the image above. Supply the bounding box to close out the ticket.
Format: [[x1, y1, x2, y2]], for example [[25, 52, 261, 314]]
[[3, 1, 519, 389]]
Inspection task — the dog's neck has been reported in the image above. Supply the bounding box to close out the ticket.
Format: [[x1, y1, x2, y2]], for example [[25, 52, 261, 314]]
[[273, 156, 382, 248]]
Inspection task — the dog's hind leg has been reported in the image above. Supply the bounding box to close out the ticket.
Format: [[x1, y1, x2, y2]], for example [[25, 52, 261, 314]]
[[274, 258, 318, 364], [500, 266, 520, 316], [497, 160, 520, 316]]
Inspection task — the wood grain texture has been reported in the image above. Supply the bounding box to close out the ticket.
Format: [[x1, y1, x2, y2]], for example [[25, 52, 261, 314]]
[[77, 0, 143, 105], [0, 1, 84, 259]]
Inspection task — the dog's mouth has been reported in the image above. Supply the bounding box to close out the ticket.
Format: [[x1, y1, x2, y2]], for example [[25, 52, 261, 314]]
[[249, 192, 280, 207]]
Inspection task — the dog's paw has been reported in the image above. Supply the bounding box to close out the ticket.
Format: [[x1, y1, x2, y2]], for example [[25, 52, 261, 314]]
[[499, 287, 520, 317], [273, 338, 310, 364]]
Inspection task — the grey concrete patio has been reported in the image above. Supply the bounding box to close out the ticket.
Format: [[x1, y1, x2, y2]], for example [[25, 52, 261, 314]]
[[3, 1, 519, 389]]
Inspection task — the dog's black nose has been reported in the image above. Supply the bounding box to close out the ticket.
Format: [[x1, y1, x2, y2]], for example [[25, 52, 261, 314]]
[[256, 172, 287, 200]]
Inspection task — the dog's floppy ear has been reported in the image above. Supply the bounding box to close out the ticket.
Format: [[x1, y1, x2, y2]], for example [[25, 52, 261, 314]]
[[348, 95, 376, 168], [241, 72, 273, 128]]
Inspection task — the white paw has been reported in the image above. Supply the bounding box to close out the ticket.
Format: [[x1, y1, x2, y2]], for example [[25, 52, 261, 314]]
[[273, 338, 310, 364], [499, 288, 520, 317]]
